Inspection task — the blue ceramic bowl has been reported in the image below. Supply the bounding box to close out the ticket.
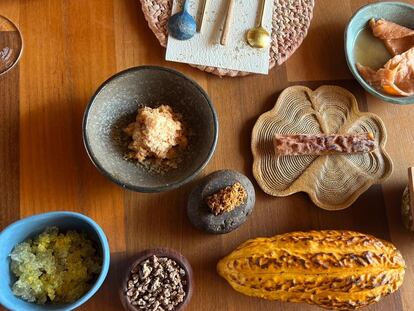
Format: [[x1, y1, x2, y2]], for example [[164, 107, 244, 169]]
[[0, 212, 110, 311], [345, 2, 414, 105]]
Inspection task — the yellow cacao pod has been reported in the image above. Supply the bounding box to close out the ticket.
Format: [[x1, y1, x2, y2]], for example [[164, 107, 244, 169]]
[[217, 230, 405, 310]]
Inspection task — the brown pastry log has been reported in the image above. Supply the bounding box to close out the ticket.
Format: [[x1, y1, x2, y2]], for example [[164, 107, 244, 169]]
[[273, 133, 376, 156]]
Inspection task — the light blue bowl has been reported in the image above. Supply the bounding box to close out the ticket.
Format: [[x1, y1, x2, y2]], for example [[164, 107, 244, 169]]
[[0, 212, 110, 311], [345, 2, 414, 105]]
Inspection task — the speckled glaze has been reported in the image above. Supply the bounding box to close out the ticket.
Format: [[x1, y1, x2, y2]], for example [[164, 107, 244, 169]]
[[187, 170, 256, 234], [83, 66, 218, 192], [167, 0, 196, 40], [345, 2, 414, 105]]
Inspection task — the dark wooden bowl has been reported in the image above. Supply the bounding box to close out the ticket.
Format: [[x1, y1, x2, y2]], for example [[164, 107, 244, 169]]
[[119, 248, 194, 311]]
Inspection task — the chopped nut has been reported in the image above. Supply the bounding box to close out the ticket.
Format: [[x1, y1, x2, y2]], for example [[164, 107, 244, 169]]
[[140, 263, 152, 279], [206, 182, 247, 215], [124, 255, 187, 310], [151, 278, 160, 291], [133, 291, 140, 300], [138, 299, 146, 306]]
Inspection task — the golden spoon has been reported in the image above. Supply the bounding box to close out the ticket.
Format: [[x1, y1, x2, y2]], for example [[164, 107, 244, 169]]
[[246, 0, 270, 48]]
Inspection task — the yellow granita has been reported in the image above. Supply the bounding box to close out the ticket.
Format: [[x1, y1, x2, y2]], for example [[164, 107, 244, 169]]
[[10, 227, 102, 304]]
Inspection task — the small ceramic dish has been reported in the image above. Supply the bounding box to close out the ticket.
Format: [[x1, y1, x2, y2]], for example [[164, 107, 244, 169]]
[[0, 212, 110, 311], [83, 66, 218, 192], [251, 85, 393, 210], [120, 248, 193, 311], [187, 170, 256, 234], [345, 2, 414, 105]]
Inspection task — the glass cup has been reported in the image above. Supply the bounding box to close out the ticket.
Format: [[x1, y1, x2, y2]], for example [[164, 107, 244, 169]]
[[0, 15, 23, 76]]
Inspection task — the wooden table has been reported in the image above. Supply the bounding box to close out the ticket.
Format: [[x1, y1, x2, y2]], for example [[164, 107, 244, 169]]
[[1, 0, 413, 310]]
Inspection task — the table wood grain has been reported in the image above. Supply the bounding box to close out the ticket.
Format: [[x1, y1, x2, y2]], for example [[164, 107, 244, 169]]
[[1, 0, 413, 310]]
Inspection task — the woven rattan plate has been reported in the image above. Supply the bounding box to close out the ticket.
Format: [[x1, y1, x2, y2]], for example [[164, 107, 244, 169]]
[[251, 85, 393, 210], [140, 0, 315, 77]]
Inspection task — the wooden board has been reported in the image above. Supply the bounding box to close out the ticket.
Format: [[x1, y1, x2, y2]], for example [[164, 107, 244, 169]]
[[0, 0, 414, 310]]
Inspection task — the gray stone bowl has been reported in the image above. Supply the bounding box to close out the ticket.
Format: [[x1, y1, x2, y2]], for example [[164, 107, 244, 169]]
[[83, 66, 218, 192]]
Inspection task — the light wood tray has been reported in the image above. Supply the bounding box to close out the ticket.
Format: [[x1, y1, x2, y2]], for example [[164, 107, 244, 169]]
[[251, 85, 393, 210]]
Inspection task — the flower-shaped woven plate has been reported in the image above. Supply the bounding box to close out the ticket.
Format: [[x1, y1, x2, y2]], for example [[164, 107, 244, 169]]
[[251, 85, 393, 210]]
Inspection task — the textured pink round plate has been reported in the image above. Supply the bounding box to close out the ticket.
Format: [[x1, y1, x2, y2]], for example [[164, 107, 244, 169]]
[[140, 0, 315, 77]]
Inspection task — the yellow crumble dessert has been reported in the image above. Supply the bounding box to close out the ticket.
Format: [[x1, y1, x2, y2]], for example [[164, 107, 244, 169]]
[[9, 227, 102, 304], [124, 105, 188, 169]]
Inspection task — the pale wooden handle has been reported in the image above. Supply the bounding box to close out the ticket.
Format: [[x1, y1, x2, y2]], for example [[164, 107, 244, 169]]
[[220, 0, 235, 45], [198, 0, 208, 33], [408, 167, 414, 222]]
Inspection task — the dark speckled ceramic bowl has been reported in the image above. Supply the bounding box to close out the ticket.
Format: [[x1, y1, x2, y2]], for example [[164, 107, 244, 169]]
[[83, 66, 218, 192], [119, 248, 193, 311]]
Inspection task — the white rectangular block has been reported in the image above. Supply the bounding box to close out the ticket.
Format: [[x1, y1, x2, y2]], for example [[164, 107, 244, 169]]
[[166, 0, 273, 74]]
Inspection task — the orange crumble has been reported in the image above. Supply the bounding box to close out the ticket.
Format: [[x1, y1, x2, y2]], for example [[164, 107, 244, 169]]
[[124, 105, 188, 169], [206, 183, 247, 215]]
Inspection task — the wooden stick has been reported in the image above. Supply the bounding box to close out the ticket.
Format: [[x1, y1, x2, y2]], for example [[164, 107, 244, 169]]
[[220, 0, 235, 45], [198, 0, 208, 33], [408, 167, 414, 224]]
